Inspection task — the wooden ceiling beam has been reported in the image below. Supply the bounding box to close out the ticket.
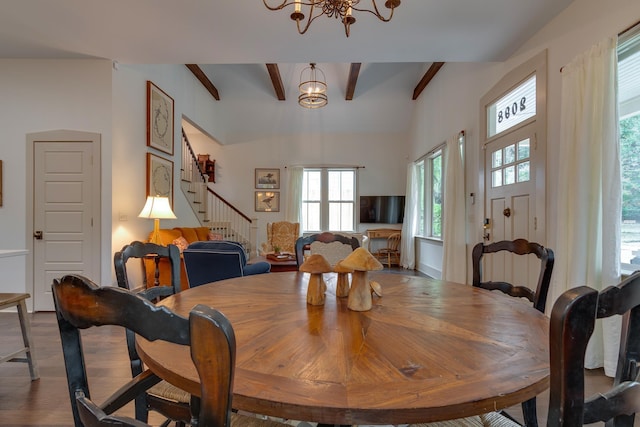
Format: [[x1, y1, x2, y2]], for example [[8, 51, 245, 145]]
[[266, 63, 286, 101], [186, 64, 220, 100], [412, 62, 445, 100], [345, 63, 361, 101]]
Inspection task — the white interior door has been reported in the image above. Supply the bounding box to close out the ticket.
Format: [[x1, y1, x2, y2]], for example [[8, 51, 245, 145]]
[[32, 139, 100, 311], [483, 124, 540, 290]]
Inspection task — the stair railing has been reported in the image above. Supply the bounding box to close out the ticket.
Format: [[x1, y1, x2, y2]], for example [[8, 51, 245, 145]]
[[181, 129, 257, 256]]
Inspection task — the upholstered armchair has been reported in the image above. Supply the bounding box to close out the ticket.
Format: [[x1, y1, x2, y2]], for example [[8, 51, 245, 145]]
[[184, 241, 271, 287], [260, 221, 300, 255]]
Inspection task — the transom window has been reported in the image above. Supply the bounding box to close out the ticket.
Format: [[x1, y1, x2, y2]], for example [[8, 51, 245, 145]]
[[490, 138, 531, 187], [487, 75, 537, 138]]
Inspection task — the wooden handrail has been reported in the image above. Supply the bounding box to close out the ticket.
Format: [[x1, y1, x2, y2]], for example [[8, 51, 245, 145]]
[[181, 129, 208, 181], [206, 187, 252, 223], [181, 128, 253, 224]]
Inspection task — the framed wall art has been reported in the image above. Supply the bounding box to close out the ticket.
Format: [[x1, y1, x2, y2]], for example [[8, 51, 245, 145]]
[[147, 80, 174, 155], [255, 191, 280, 212], [255, 168, 280, 189], [147, 153, 174, 205]]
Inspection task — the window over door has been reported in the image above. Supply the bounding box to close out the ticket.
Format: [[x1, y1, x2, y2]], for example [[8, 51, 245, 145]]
[[301, 168, 356, 233]]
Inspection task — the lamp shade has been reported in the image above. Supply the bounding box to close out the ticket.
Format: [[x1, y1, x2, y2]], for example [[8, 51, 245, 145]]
[[138, 196, 176, 219]]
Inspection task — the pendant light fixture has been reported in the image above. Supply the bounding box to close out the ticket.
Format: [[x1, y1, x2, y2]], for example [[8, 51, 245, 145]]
[[298, 63, 328, 109]]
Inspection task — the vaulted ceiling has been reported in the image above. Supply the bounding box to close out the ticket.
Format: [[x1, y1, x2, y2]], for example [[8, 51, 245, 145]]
[[0, 0, 575, 143]]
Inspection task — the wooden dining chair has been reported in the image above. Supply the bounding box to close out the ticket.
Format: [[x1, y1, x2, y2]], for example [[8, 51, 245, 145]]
[[113, 241, 190, 426], [373, 232, 401, 267], [471, 238, 555, 427], [547, 270, 640, 426], [294, 232, 360, 268], [53, 274, 288, 427], [472, 239, 555, 313]]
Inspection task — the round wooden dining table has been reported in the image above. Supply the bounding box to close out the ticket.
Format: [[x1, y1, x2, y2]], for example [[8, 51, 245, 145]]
[[136, 271, 550, 425]]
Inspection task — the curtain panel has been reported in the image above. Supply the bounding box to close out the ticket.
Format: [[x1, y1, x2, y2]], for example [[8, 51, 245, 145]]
[[554, 37, 621, 376], [441, 131, 466, 284]]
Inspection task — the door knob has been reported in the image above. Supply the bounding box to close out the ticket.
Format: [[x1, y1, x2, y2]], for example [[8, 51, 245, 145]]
[[34, 231, 43, 240], [503, 207, 511, 218]]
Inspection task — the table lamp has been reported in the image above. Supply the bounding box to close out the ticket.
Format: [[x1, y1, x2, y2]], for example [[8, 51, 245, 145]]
[[138, 196, 176, 245]]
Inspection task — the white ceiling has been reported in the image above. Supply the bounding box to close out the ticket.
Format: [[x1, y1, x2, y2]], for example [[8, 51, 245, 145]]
[[0, 0, 575, 143]]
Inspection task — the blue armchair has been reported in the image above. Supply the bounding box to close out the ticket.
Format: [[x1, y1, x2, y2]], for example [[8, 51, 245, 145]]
[[183, 241, 271, 287]]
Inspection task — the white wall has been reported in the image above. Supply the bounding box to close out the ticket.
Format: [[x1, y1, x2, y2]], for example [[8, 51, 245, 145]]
[[0, 59, 113, 296], [0, 58, 410, 301], [407, 0, 640, 281], [192, 131, 410, 250], [111, 67, 411, 277], [112, 64, 411, 262]]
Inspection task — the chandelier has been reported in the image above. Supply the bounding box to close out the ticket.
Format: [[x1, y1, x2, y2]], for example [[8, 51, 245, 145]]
[[299, 63, 328, 109], [263, 0, 401, 37]]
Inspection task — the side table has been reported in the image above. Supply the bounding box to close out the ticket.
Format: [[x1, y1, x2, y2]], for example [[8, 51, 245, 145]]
[[251, 255, 298, 272]]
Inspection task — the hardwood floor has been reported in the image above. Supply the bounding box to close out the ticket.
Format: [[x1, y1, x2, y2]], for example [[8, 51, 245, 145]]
[[0, 284, 629, 426]]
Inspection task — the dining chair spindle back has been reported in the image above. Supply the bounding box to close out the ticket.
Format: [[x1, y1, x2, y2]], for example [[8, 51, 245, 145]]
[[548, 270, 640, 426], [114, 241, 190, 426], [471, 238, 555, 427], [53, 274, 288, 427]]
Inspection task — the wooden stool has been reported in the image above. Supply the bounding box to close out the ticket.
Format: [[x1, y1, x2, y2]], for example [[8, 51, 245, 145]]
[[0, 293, 39, 380]]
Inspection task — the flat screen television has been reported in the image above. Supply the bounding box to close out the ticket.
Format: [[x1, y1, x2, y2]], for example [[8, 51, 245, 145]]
[[359, 195, 405, 224]]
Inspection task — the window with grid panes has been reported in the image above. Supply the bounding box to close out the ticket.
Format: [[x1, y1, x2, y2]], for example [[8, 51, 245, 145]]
[[302, 168, 356, 233]]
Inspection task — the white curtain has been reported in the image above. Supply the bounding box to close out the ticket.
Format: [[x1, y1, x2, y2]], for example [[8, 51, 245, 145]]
[[285, 166, 303, 226], [553, 37, 621, 376], [442, 132, 467, 284], [400, 163, 419, 269]]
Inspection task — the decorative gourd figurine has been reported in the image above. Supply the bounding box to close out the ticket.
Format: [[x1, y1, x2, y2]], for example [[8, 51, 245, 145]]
[[340, 248, 383, 311]]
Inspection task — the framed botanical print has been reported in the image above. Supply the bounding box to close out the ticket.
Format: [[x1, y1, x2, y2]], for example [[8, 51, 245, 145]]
[[255, 191, 280, 212], [147, 153, 174, 204], [147, 81, 174, 155], [255, 168, 280, 189]]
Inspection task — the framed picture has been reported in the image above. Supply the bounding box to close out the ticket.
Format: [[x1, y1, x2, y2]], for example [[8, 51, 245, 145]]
[[255, 168, 280, 189], [147, 153, 174, 205], [147, 81, 174, 155], [255, 191, 280, 212]]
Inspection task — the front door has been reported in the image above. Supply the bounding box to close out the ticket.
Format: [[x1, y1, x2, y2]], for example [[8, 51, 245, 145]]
[[483, 123, 540, 289], [29, 131, 100, 311], [479, 51, 547, 292]]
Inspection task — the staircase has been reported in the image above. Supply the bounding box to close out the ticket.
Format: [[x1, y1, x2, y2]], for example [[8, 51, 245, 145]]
[[180, 129, 257, 257]]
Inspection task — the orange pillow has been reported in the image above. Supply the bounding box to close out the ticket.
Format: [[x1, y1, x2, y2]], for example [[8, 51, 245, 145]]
[[171, 236, 189, 253]]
